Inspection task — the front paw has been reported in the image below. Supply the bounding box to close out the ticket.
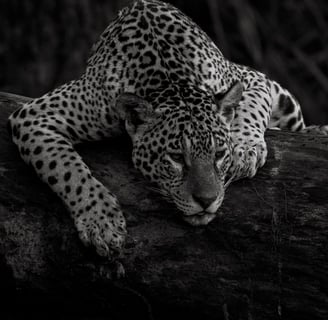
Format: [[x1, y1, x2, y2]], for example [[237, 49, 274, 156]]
[[229, 141, 267, 182], [74, 203, 127, 259]]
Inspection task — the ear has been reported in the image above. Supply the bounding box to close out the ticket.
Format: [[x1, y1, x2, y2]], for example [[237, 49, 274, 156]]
[[116, 92, 156, 137], [214, 81, 243, 125]]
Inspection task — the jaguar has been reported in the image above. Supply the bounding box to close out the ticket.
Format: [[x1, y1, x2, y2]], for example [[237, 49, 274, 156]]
[[8, 0, 328, 258]]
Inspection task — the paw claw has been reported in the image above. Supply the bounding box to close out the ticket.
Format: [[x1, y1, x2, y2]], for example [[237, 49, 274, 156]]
[[90, 230, 110, 257], [78, 230, 90, 246], [115, 261, 125, 279]]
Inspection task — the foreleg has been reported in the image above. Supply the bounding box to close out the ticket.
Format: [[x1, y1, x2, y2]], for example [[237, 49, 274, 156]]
[[226, 78, 271, 185], [8, 83, 126, 258]]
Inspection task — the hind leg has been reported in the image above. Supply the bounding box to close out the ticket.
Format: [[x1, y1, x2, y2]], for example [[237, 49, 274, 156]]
[[299, 125, 328, 135], [268, 80, 328, 135]]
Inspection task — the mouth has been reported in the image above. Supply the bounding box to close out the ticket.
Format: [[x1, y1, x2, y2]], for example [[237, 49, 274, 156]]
[[182, 211, 217, 226]]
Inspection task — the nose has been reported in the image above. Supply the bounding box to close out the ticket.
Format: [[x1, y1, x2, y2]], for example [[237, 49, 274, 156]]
[[192, 194, 217, 209]]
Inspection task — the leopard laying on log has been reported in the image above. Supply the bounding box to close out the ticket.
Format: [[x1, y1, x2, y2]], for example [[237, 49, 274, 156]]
[[8, 0, 328, 258]]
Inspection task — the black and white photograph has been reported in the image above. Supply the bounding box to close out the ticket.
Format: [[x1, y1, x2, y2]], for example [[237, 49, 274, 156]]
[[0, 1, 327, 319]]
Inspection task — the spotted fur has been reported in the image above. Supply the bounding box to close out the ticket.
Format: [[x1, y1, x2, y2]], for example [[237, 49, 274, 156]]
[[8, 0, 328, 257]]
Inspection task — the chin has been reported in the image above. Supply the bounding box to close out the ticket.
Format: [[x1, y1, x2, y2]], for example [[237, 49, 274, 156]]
[[182, 212, 217, 226]]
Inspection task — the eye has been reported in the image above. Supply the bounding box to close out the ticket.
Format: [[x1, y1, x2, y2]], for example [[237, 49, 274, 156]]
[[168, 153, 185, 164], [215, 149, 226, 159]]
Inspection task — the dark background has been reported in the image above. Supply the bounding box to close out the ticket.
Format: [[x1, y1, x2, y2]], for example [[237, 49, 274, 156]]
[[1, 0, 328, 124]]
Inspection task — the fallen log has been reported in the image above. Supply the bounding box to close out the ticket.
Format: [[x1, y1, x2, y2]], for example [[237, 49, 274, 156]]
[[0, 93, 327, 320]]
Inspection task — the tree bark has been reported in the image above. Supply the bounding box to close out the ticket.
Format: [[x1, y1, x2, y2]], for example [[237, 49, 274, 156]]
[[0, 93, 327, 320]]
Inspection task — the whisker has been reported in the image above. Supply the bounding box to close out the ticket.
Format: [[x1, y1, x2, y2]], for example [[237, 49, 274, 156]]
[[119, 180, 147, 188], [146, 186, 169, 196], [224, 176, 233, 189], [146, 186, 176, 204]]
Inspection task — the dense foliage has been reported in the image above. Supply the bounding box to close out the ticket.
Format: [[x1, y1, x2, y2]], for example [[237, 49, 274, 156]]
[[1, 0, 327, 123]]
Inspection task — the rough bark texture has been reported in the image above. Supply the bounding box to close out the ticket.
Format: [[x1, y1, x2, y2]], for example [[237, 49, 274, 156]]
[[0, 93, 327, 319]]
